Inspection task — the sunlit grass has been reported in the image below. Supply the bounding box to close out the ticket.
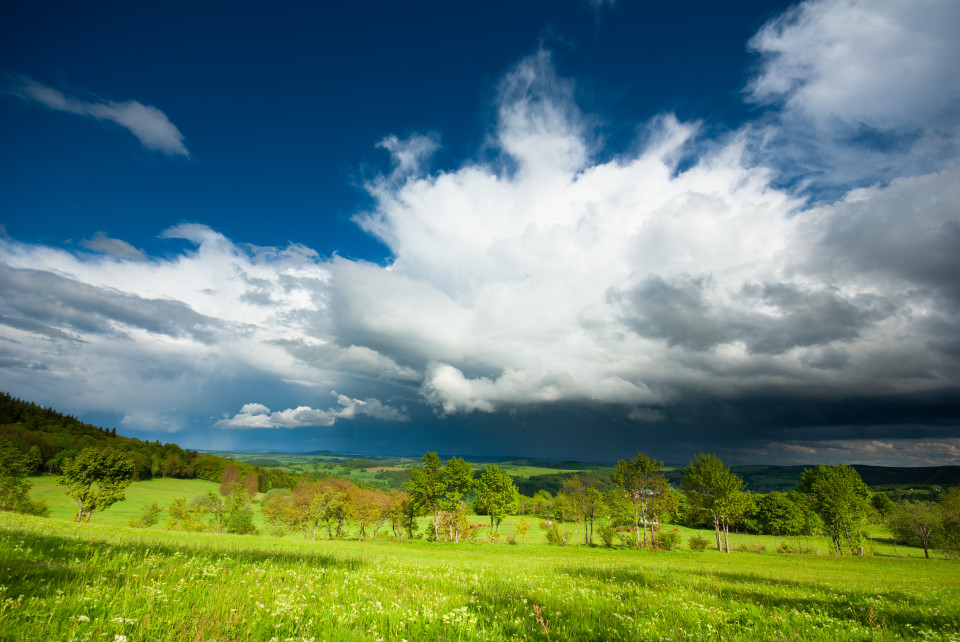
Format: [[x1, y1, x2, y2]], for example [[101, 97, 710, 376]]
[[2, 511, 959, 641]]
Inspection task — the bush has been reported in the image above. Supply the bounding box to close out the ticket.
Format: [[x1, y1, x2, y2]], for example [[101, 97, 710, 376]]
[[688, 533, 710, 551], [653, 529, 681, 551], [777, 541, 818, 554], [735, 543, 766, 554], [129, 501, 162, 528], [597, 524, 618, 548], [540, 520, 571, 546]]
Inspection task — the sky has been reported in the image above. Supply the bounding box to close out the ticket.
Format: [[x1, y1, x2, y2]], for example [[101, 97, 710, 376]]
[[1, 0, 959, 466]]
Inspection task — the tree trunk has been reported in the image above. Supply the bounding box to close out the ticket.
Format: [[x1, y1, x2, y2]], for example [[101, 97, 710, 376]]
[[641, 501, 648, 548], [713, 514, 722, 552]]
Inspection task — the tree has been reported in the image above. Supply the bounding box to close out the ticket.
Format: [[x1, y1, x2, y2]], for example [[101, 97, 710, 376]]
[[682, 453, 748, 553], [797, 464, 871, 555], [193, 491, 227, 533], [407, 452, 446, 540], [225, 485, 257, 534], [0, 443, 31, 512], [888, 501, 943, 559], [751, 491, 807, 536], [473, 465, 520, 531], [871, 493, 895, 524], [941, 485, 960, 558], [440, 457, 474, 541], [516, 517, 530, 544], [244, 471, 259, 498], [57, 447, 134, 522], [219, 463, 242, 495], [611, 451, 668, 548], [532, 490, 552, 517]]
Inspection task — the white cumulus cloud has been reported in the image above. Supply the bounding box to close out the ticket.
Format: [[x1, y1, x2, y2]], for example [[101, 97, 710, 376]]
[[217, 392, 408, 429]]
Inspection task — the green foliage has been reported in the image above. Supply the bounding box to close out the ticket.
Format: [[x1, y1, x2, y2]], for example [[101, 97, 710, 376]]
[[408, 452, 445, 539], [597, 524, 618, 547], [441, 456, 474, 510], [797, 464, 871, 555], [682, 453, 750, 553], [653, 528, 681, 551], [688, 533, 710, 551], [539, 519, 571, 546], [870, 492, 895, 522], [57, 447, 134, 522], [515, 517, 530, 544], [472, 464, 520, 531], [941, 485, 960, 558], [749, 491, 808, 536], [129, 501, 162, 528], [531, 489, 553, 516], [887, 500, 943, 558], [0, 392, 296, 490], [225, 487, 258, 535], [0, 442, 31, 512]]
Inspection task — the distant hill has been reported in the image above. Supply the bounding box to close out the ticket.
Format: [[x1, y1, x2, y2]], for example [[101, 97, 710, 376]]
[[0, 392, 294, 490], [663, 464, 960, 493]]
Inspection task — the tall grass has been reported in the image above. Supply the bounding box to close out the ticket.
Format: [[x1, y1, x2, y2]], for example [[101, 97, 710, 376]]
[[2, 511, 959, 641]]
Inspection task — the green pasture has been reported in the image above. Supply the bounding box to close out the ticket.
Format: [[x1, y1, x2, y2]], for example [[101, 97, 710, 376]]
[[25, 474, 946, 556], [2, 511, 959, 641]]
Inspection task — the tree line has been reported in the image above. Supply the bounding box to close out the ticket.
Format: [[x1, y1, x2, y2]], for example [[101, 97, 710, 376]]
[[3, 406, 959, 557], [0, 392, 295, 490]]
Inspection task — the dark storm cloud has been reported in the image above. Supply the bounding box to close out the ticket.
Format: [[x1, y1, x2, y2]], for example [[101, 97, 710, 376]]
[[0, 265, 220, 343], [615, 275, 890, 355]]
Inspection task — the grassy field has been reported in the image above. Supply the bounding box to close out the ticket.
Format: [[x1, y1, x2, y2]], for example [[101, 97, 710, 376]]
[[4, 475, 959, 640], [2, 510, 959, 642], [26, 474, 947, 556]]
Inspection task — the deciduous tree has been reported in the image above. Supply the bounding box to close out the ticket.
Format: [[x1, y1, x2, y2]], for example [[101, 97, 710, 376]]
[[888, 500, 943, 559], [473, 464, 519, 532], [57, 447, 134, 522], [797, 464, 871, 555], [682, 453, 748, 553], [0, 443, 30, 512], [407, 452, 445, 540], [611, 451, 668, 548]]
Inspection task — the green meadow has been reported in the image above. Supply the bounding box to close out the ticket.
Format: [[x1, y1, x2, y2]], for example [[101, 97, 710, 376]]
[[2, 477, 959, 641]]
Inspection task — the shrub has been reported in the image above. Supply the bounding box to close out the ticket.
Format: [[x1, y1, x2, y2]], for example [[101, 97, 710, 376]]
[[597, 524, 618, 548], [735, 543, 766, 554], [688, 533, 710, 551], [129, 501, 162, 528], [540, 520, 571, 546], [777, 541, 818, 554], [653, 529, 681, 551]]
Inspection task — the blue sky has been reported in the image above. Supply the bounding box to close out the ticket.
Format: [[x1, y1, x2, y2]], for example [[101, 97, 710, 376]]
[[2, 0, 959, 465]]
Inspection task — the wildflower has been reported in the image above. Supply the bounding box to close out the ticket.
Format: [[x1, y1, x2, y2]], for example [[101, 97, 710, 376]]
[[77, 615, 90, 623], [114, 636, 127, 642]]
